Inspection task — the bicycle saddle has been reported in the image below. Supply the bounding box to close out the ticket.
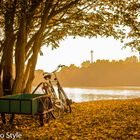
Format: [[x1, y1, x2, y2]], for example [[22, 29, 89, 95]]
[[43, 74, 51, 79]]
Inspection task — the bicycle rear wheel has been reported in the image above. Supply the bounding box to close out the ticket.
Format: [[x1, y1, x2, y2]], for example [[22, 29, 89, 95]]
[[51, 99, 63, 118], [38, 96, 55, 126]]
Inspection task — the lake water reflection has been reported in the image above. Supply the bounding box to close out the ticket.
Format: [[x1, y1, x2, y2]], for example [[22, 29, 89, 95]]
[[32, 86, 140, 102], [63, 87, 140, 102]]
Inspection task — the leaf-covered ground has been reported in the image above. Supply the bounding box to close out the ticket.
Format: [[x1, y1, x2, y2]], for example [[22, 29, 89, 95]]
[[0, 99, 140, 139]]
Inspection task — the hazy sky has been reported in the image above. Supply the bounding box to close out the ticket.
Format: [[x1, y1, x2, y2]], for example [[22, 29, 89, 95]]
[[36, 36, 138, 72]]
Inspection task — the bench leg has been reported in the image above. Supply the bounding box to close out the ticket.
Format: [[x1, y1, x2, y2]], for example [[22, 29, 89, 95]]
[[39, 114, 44, 126], [1, 113, 6, 124]]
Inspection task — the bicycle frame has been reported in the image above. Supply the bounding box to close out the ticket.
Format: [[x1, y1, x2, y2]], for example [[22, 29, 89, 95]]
[[53, 73, 69, 99]]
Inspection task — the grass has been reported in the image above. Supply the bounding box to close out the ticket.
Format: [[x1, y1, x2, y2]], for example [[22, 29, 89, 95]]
[[0, 98, 140, 139]]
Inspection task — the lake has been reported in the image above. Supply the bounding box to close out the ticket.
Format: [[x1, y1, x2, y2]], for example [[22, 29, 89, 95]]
[[33, 86, 140, 102]]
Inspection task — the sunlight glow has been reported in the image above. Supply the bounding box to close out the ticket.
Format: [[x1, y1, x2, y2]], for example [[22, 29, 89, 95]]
[[36, 37, 138, 72]]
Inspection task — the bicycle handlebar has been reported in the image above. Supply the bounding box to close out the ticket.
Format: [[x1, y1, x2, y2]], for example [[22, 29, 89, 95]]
[[43, 64, 66, 76]]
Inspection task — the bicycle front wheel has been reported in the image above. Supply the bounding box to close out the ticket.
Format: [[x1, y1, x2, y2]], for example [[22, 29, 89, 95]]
[[64, 98, 72, 113], [58, 89, 72, 113]]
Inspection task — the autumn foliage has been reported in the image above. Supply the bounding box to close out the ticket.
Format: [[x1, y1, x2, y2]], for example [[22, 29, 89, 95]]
[[0, 99, 139, 139]]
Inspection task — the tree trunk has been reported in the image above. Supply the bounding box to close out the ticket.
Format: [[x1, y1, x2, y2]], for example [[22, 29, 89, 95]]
[[11, 0, 54, 94], [22, 58, 32, 92], [24, 40, 42, 93], [2, 36, 15, 95], [1, 3, 15, 95], [12, 17, 27, 94], [0, 78, 3, 97]]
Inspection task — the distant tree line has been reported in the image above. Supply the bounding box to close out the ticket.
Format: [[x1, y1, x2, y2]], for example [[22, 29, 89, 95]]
[[56, 56, 140, 87]]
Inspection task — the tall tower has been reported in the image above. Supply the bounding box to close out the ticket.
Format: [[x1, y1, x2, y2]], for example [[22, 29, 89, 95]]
[[91, 50, 93, 63], [138, 51, 140, 63], [137, 47, 140, 62]]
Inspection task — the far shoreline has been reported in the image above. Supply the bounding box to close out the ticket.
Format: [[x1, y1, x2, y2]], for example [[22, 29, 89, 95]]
[[62, 86, 140, 90]]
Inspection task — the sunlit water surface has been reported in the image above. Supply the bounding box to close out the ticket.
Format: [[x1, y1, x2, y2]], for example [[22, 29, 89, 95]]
[[32, 86, 140, 102], [64, 87, 140, 102]]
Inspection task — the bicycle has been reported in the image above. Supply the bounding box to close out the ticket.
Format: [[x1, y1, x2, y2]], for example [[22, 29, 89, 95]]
[[32, 65, 72, 124], [43, 65, 72, 113]]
